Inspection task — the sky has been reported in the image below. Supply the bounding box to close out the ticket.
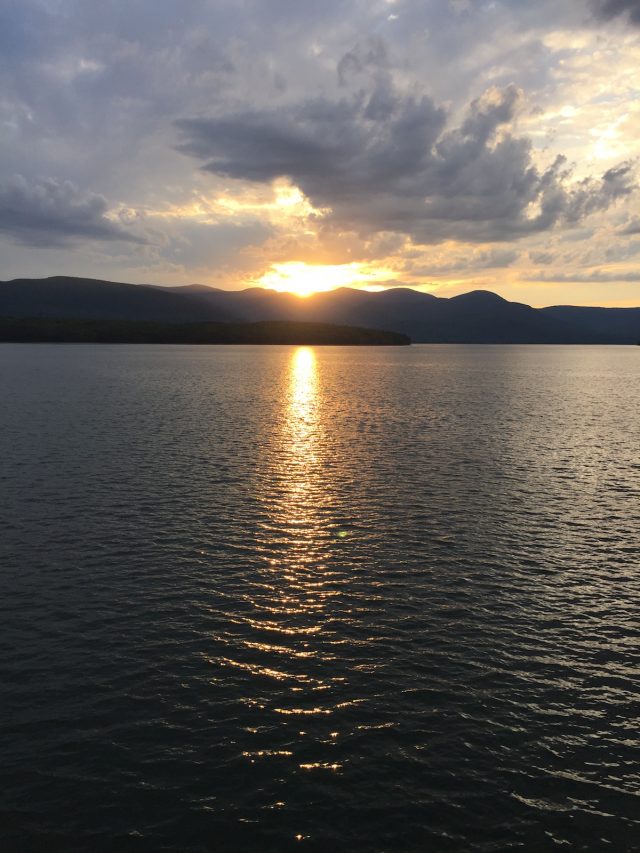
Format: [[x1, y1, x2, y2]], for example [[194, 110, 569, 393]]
[[1, 0, 639, 306]]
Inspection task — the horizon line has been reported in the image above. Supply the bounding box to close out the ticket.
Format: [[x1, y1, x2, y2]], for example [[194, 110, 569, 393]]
[[2, 274, 639, 311]]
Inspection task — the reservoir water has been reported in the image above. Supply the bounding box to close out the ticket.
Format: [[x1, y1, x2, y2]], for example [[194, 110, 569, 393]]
[[1, 344, 639, 852]]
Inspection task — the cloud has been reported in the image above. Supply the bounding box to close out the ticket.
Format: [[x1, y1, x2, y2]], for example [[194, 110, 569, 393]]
[[407, 247, 520, 276], [528, 269, 640, 282], [590, 0, 640, 25], [529, 250, 555, 265], [477, 248, 521, 268], [176, 81, 636, 245], [619, 217, 640, 235], [337, 37, 389, 87], [536, 161, 636, 229], [0, 0, 638, 301], [0, 175, 145, 247], [157, 219, 274, 272]]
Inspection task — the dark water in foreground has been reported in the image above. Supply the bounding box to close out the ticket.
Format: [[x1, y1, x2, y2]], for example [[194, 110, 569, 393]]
[[1, 344, 639, 852]]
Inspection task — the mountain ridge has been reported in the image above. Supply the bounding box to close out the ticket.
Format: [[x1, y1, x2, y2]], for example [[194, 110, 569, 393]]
[[1, 276, 639, 343]]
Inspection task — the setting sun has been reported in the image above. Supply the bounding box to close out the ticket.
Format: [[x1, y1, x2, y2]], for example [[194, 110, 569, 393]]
[[256, 261, 394, 297]]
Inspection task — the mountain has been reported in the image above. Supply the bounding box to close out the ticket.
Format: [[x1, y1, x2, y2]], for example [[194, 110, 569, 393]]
[[0, 276, 239, 323], [1, 276, 639, 343], [540, 305, 640, 344]]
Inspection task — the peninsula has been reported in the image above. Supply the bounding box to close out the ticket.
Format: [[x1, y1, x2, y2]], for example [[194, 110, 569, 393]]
[[0, 316, 411, 346]]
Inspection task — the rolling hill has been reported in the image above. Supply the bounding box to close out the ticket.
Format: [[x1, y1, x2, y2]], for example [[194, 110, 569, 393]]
[[1, 276, 639, 343]]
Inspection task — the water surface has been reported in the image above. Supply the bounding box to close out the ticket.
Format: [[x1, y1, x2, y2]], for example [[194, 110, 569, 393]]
[[1, 344, 639, 851]]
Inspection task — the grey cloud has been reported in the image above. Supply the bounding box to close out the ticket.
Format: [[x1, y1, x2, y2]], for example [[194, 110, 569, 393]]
[[0, 175, 145, 246], [0, 0, 241, 201], [479, 248, 520, 267], [337, 37, 388, 86], [404, 249, 520, 276], [528, 269, 640, 282], [460, 84, 522, 144], [529, 251, 554, 265], [177, 81, 635, 245], [0, 1, 621, 205], [558, 227, 596, 242], [619, 217, 640, 235], [409, 247, 520, 275], [591, 0, 640, 24], [159, 220, 274, 270], [177, 83, 448, 187], [2, 0, 638, 283], [604, 240, 640, 262], [560, 163, 636, 224]]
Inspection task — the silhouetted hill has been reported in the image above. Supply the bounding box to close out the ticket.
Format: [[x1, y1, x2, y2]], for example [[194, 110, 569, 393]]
[[0, 276, 240, 323], [541, 305, 640, 344], [0, 317, 409, 346], [1, 276, 639, 343]]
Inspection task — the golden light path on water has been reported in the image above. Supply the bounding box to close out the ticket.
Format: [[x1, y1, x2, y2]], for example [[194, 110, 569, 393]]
[[224, 346, 356, 779], [266, 348, 341, 723]]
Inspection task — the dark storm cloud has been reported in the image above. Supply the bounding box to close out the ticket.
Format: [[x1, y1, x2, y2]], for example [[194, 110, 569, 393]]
[[0, 175, 145, 247], [176, 82, 635, 244], [590, 0, 640, 24]]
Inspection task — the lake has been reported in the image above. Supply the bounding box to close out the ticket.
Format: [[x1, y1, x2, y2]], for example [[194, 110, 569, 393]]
[[1, 344, 639, 852]]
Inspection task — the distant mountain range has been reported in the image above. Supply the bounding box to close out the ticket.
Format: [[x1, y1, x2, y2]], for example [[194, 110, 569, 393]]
[[1, 276, 639, 344]]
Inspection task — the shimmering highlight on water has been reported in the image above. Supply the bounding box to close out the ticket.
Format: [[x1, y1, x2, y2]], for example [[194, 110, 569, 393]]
[[1, 344, 639, 852]]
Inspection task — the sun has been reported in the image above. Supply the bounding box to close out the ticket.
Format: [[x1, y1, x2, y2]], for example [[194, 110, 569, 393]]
[[256, 261, 394, 297]]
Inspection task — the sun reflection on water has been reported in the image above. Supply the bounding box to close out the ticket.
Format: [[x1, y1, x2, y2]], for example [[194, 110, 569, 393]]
[[285, 347, 321, 524], [233, 347, 335, 664], [251, 346, 341, 704], [213, 346, 353, 790]]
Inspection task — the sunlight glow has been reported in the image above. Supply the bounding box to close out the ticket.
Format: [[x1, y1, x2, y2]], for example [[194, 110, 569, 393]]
[[147, 179, 324, 226], [591, 115, 628, 161], [257, 261, 395, 297]]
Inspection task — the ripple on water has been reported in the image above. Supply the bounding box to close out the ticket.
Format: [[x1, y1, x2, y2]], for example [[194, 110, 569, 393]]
[[1, 343, 639, 852]]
